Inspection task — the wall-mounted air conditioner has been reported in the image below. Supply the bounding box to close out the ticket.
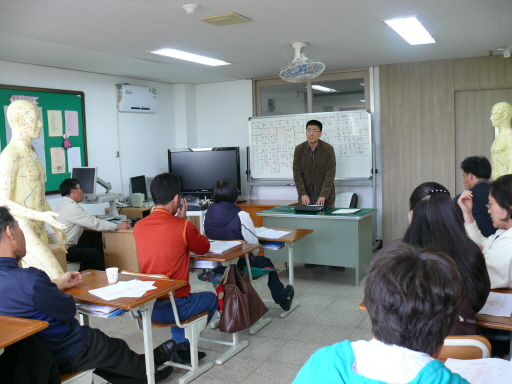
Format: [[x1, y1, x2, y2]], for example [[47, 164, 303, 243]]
[[118, 84, 159, 113]]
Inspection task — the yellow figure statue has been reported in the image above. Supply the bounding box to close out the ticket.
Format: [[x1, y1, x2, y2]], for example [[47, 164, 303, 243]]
[[491, 101, 512, 180], [0, 100, 66, 278]]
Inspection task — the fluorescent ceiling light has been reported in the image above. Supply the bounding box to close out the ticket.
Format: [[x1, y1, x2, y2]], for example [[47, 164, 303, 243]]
[[359, 100, 365, 102], [150, 48, 230, 66], [384, 17, 435, 45], [312, 85, 337, 92]]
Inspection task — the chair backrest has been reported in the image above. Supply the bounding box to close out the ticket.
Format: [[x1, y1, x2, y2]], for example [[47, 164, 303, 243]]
[[437, 335, 491, 361], [335, 192, 358, 208]]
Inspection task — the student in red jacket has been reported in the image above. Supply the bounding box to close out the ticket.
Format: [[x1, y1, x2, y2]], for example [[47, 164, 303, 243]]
[[134, 173, 218, 364]]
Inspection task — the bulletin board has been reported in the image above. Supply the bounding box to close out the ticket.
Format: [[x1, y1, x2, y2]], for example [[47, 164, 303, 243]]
[[0, 84, 87, 193], [249, 110, 372, 180]]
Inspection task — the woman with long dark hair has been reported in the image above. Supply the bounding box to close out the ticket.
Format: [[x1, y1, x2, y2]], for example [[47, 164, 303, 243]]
[[378, 181, 490, 335], [458, 174, 512, 288]]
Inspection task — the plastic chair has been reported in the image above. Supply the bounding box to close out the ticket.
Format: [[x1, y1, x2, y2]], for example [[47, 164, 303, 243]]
[[120, 270, 213, 384], [437, 335, 491, 361]]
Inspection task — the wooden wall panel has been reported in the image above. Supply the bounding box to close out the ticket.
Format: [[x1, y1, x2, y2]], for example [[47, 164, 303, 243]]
[[419, 60, 455, 193], [381, 62, 423, 243], [455, 88, 512, 191], [380, 56, 512, 244]]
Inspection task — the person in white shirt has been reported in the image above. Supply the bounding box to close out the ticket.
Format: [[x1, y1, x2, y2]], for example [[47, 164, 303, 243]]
[[458, 174, 512, 288], [54, 178, 130, 271]]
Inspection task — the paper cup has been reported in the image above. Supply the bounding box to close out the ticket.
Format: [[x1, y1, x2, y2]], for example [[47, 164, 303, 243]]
[[106, 267, 119, 283]]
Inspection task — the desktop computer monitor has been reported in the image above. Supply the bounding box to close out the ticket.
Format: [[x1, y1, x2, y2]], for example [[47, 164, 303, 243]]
[[130, 175, 148, 201], [71, 167, 97, 201]]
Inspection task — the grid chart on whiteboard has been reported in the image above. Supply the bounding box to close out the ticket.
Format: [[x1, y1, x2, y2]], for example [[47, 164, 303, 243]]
[[249, 111, 371, 180]]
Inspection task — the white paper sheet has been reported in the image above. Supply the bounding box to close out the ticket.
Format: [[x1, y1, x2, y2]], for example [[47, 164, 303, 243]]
[[50, 147, 66, 174], [67, 147, 82, 172], [445, 358, 512, 384], [89, 279, 157, 301], [47, 110, 63, 137], [477, 292, 512, 317], [65, 110, 79, 136], [255, 228, 291, 239], [208, 241, 240, 254], [332, 208, 361, 214]]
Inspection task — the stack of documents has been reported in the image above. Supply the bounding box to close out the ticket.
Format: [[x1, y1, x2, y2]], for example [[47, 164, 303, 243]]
[[477, 292, 512, 317], [76, 302, 124, 318], [207, 241, 240, 254], [89, 279, 157, 301], [332, 208, 361, 214], [255, 227, 291, 239], [445, 358, 512, 383]]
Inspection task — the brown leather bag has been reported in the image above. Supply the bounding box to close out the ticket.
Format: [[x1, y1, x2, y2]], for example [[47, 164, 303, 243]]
[[219, 265, 268, 333]]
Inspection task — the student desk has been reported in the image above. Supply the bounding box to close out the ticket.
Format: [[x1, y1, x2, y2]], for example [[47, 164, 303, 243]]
[[257, 228, 313, 317], [257, 207, 377, 285], [476, 288, 512, 331], [194, 243, 261, 365], [0, 315, 48, 355], [63, 270, 187, 384]]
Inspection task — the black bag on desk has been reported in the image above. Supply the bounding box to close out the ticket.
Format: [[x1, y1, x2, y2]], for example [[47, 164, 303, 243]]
[[219, 265, 268, 333]]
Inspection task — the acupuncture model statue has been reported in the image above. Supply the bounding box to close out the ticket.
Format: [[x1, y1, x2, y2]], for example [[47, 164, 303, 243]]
[[491, 101, 512, 180], [0, 99, 66, 278]]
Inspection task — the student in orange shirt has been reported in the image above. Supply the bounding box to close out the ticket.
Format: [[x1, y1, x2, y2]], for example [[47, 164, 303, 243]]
[[133, 173, 218, 364]]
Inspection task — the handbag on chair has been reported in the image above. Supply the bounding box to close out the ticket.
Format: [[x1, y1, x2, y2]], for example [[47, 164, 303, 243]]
[[219, 265, 268, 333]]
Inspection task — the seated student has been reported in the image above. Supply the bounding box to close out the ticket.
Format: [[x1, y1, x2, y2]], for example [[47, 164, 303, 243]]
[[454, 156, 496, 237], [0, 206, 176, 384], [377, 182, 489, 335], [133, 173, 218, 364], [458, 174, 512, 288], [293, 244, 469, 384], [52, 178, 130, 271], [204, 178, 294, 311]]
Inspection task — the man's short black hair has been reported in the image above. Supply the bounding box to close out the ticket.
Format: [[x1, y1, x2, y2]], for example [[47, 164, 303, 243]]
[[150, 173, 181, 206], [461, 156, 491, 180], [212, 178, 238, 204], [0, 206, 16, 242], [306, 119, 323, 132], [59, 178, 80, 196], [365, 244, 463, 356]]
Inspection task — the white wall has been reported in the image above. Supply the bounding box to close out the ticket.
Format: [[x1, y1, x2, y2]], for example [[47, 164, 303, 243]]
[[0, 60, 175, 214], [195, 79, 253, 197]]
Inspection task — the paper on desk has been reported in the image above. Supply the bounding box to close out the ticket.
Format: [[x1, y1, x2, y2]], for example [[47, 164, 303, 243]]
[[477, 292, 512, 317], [89, 279, 157, 301], [208, 241, 240, 254], [255, 227, 291, 239], [445, 358, 512, 384], [332, 208, 361, 214]]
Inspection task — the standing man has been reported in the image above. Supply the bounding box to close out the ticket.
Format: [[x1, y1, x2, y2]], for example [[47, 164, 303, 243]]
[[454, 156, 496, 237], [53, 178, 130, 271], [133, 173, 217, 363], [293, 119, 336, 207]]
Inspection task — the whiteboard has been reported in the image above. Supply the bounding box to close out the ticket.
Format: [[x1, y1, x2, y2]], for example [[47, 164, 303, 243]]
[[249, 111, 372, 180]]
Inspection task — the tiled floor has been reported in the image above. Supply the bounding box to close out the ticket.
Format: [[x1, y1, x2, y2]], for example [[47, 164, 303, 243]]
[[91, 264, 372, 384]]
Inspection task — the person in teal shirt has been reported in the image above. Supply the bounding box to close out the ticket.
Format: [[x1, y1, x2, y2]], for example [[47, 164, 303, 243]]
[[293, 244, 470, 384]]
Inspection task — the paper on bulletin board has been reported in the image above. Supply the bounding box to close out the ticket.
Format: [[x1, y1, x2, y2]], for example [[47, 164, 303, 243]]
[[65, 110, 79, 136], [50, 147, 66, 174], [47, 110, 63, 137], [4, 106, 48, 179], [67, 147, 82, 173]]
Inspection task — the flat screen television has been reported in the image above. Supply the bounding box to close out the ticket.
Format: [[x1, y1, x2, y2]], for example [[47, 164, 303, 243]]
[[71, 167, 97, 201], [168, 147, 241, 197]]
